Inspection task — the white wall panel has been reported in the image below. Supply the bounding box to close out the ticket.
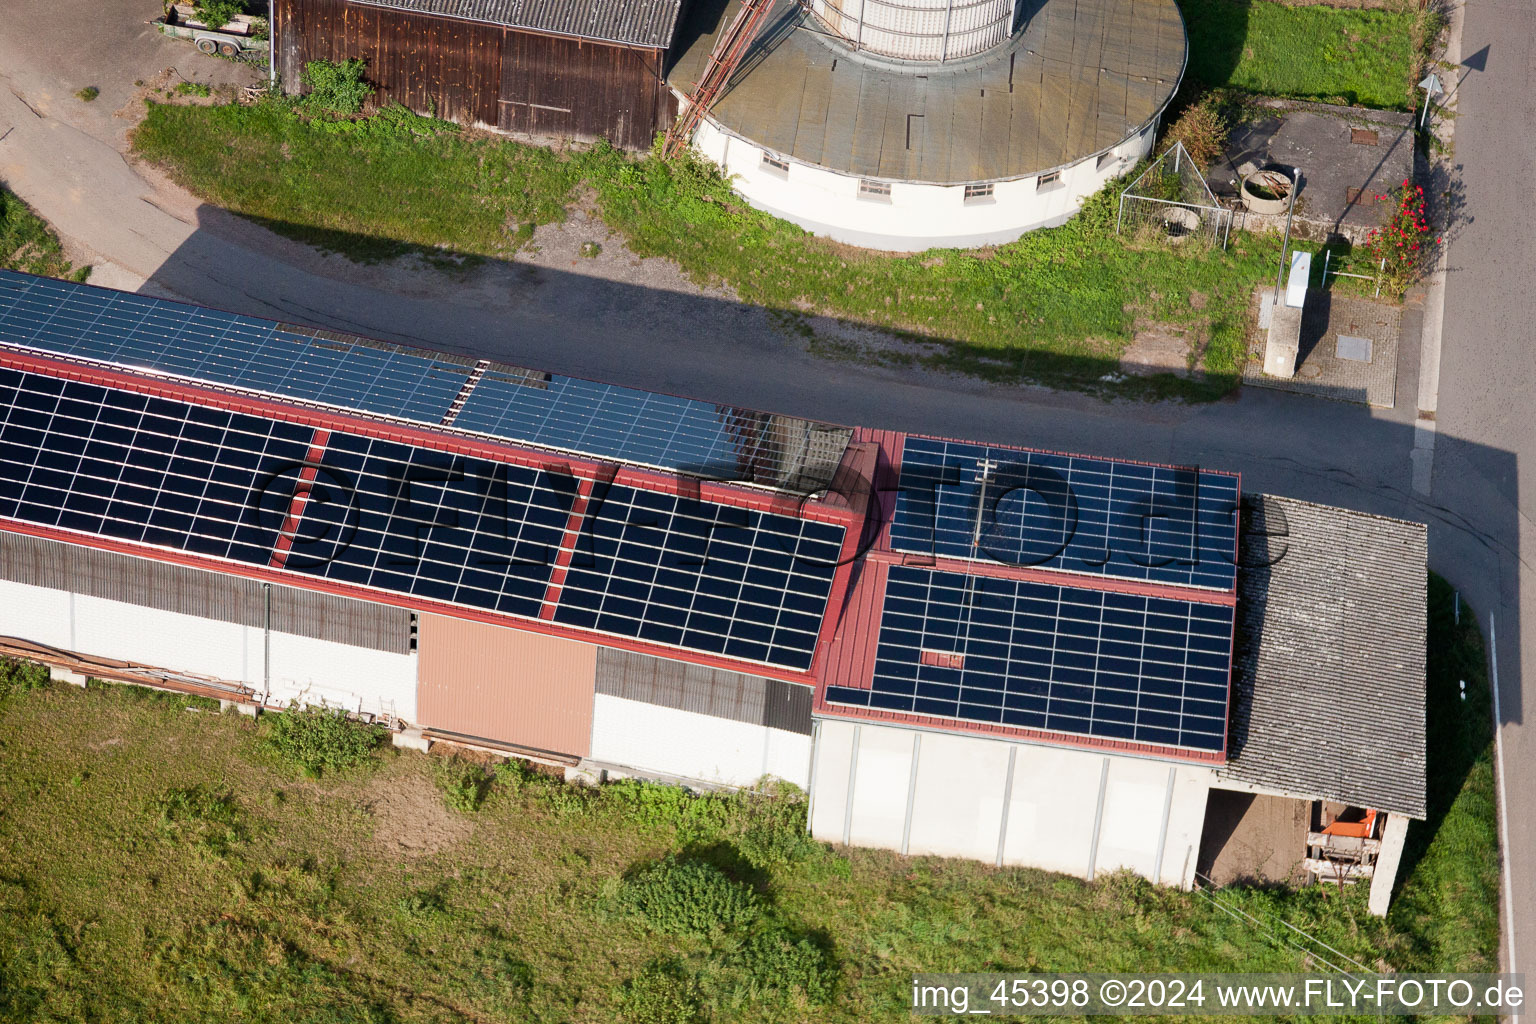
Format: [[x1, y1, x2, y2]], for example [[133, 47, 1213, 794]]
[[73, 594, 251, 683], [1001, 745, 1104, 875], [847, 727, 915, 849], [590, 694, 811, 788], [906, 729, 1011, 861], [266, 630, 418, 723], [1095, 760, 1172, 878], [0, 579, 75, 650], [809, 719, 857, 841]]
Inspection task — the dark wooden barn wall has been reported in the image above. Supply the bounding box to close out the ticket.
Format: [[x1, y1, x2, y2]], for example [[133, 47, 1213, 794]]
[[277, 0, 676, 148], [498, 32, 673, 151]]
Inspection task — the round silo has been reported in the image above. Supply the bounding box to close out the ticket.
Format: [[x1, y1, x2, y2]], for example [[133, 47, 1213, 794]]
[[807, 0, 1017, 61]]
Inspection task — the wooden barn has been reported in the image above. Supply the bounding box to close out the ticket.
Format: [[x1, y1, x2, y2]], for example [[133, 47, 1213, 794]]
[[272, 0, 684, 150]]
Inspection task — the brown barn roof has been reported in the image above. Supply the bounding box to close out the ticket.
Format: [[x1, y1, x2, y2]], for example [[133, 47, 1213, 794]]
[[1221, 495, 1428, 818], [343, 0, 684, 48], [667, 0, 1186, 183]]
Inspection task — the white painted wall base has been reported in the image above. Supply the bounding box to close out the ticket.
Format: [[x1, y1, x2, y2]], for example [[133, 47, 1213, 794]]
[[691, 117, 1157, 252], [810, 718, 1214, 886], [0, 578, 418, 722], [589, 693, 812, 789]]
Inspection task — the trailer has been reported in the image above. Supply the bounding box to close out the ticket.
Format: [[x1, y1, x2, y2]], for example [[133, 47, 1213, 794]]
[[151, 4, 265, 59]]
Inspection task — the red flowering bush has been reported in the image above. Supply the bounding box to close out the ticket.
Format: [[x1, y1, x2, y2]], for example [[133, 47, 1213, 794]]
[[1363, 179, 1440, 298]]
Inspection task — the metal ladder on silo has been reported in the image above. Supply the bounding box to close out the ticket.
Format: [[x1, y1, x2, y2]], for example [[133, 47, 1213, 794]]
[[662, 0, 777, 159]]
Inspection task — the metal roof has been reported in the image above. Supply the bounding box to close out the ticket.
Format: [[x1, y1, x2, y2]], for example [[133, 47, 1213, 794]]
[[667, 0, 1186, 183], [1221, 495, 1428, 818], [342, 0, 685, 49]]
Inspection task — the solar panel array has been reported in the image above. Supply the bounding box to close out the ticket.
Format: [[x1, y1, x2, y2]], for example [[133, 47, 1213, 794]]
[[284, 433, 576, 617], [825, 565, 1233, 751], [0, 272, 852, 487], [0, 271, 472, 423], [0, 367, 311, 564], [453, 369, 851, 486], [553, 483, 845, 670], [890, 436, 1240, 590]]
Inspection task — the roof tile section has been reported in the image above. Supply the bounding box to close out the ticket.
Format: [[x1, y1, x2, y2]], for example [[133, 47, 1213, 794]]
[[343, 0, 684, 48], [1221, 495, 1427, 818]]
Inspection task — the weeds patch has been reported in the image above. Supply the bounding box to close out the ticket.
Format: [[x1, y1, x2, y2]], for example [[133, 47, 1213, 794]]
[[260, 703, 384, 778]]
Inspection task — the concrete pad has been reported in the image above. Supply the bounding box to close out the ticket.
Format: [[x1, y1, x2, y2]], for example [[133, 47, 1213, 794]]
[[49, 666, 88, 687], [391, 728, 432, 754], [1264, 304, 1303, 378]]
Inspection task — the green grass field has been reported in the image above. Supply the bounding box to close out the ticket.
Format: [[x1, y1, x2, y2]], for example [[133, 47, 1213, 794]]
[[0, 576, 1499, 1022], [1179, 0, 1422, 110], [132, 100, 1288, 400], [0, 187, 85, 280]]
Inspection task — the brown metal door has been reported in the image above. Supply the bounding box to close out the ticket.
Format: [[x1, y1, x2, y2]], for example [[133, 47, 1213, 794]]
[[417, 614, 596, 757]]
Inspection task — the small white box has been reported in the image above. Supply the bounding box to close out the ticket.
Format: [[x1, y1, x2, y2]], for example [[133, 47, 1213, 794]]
[[1285, 251, 1311, 308]]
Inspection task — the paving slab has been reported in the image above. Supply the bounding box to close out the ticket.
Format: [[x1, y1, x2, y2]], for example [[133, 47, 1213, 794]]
[[1243, 289, 1400, 407]]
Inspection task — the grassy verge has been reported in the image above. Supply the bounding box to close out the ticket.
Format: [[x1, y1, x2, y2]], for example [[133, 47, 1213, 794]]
[[0, 187, 86, 280], [132, 99, 1291, 401], [1178, 0, 1420, 110], [0, 581, 1499, 1022]]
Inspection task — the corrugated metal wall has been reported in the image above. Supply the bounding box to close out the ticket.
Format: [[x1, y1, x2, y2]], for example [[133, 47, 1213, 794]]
[[416, 614, 596, 756], [0, 532, 410, 653], [595, 649, 812, 735], [277, 0, 676, 148]]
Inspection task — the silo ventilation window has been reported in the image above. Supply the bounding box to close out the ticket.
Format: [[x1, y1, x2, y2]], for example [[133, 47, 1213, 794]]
[[761, 153, 790, 176], [964, 183, 994, 203], [858, 179, 892, 202], [1036, 171, 1063, 192]]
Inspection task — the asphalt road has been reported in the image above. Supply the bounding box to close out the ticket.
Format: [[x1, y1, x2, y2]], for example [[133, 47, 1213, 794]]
[[1, 0, 1529, 975]]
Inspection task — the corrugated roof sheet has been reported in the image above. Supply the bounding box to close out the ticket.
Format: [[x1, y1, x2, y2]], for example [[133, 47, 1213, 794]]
[[668, 0, 1186, 182], [343, 0, 684, 48], [1221, 495, 1428, 818]]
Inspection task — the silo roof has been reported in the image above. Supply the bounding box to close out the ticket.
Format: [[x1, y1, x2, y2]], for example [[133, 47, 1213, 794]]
[[667, 0, 1187, 184]]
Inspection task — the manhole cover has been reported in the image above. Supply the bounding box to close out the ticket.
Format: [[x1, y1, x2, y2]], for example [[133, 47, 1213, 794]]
[[1350, 128, 1380, 146], [1299, 363, 1323, 378], [1337, 335, 1373, 362]]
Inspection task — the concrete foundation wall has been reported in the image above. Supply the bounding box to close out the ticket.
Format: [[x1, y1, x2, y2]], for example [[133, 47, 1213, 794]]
[[810, 719, 1215, 884], [693, 117, 1156, 252], [0, 578, 418, 721], [590, 693, 812, 788]]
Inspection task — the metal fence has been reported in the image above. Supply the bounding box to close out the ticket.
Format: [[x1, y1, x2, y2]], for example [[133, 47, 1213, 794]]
[[1116, 142, 1233, 249]]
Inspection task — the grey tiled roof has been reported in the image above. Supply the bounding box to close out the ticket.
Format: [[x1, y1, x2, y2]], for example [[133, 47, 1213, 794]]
[[343, 0, 684, 48], [1221, 495, 1427, 819]]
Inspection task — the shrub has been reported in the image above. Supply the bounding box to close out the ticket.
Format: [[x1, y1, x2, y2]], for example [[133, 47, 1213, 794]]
[[601, 778, 733, 843], [75, 87, 99, 103], [0, 658, 49, 703], [729, 928, 834, 1003], [175, 82, 213, 98], [618, 959, 705, 1024], [617, 857, 761, 939], [193, 0, 244, 30], [261, 704, 384, 777], [301, 59, 374, 117], [1363, 179, 1439, 297], [437, 759, 491, 813], [1161, 93, 1229, 169]]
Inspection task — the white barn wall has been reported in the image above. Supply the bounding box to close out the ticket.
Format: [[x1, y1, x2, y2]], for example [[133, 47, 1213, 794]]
[[0, 579, 76, 651], [1, 580, 417, 722], [810, 719, 1216, 885], [589, 693, 812, 788], [693, 117, 1156, 252]]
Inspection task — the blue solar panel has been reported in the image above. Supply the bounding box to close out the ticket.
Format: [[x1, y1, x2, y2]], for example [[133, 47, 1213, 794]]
[[826, 565, 1233, 751], [553, 483, 846, 670], [890, 437, 1240, 590], [452, 368, 845, 483], [0, 272, 852, 485], [0, 367, 312, 563], [0, 271, 473, 424], [284, 433, 575, 617]]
